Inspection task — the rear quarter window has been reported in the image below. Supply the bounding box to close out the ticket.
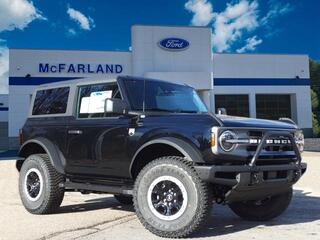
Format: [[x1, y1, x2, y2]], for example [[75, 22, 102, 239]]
[[32, 87, 70, 115]]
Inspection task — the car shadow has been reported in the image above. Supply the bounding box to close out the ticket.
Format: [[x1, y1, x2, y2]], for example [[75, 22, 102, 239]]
[[57, 196, 134, 214], [55, 189, 320, 238], [193, 189, 320, 238]]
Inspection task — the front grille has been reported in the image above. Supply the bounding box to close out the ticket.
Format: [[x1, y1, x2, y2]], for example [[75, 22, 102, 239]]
[[248, 130, 263, 138], [246, 130, 297, 164], [263, 170, 288, 180]]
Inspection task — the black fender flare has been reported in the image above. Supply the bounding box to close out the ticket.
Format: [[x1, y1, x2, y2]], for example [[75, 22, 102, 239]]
[[129, 137, 204, 177], [18, 137, 66, 174]]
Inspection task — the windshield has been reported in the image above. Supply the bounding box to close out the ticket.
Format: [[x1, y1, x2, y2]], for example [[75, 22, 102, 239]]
[[123, 79, 208, 113]]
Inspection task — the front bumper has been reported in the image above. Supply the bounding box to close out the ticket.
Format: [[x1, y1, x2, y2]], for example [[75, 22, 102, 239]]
[[195, 130, 307, 202], [195, 162, 307, 202]]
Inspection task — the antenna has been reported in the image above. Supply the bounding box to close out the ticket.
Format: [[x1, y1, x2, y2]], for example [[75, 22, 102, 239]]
[[142, 79, 146, 112]]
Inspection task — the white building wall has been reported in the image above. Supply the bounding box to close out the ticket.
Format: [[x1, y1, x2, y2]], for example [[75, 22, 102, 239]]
[[212, 53, 312, 130], [213, 53, 309, 79], [132, 25, 213, 90], [9, 49, 132, 79], [8, 86, 35, 137]]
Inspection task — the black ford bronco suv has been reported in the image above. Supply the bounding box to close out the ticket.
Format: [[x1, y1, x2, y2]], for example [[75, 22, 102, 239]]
[[17, 76, 306, 238]]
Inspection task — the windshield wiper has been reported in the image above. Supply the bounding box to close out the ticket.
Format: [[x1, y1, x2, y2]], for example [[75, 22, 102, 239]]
[[145, 108, 199, 113], [145, 108, 175, 112], [174, 109, 199, 113]]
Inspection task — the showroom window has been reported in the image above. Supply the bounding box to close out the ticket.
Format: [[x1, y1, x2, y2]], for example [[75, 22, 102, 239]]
[[256, 94, 291, 120], [215, 95, 249, 117]]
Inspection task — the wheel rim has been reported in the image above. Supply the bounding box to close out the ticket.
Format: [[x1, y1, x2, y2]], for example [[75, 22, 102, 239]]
[[24, 168, 43, 202], [147, 176, 188, 221]]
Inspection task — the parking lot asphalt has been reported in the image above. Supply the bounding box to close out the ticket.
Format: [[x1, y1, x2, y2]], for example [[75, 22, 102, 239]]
[[0, 152, 319, 240]]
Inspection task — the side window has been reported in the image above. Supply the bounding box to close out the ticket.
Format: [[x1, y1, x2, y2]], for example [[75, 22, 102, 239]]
[[32, 87, 70, 115], [77, 83, 121, 118]]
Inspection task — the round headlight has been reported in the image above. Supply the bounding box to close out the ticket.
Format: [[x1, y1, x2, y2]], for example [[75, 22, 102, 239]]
[[294, 131, 304, 152], [219, 130, 237, 152]]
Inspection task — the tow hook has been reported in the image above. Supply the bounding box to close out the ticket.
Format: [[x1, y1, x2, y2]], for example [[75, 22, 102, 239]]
[[251, 172, 260, 185]]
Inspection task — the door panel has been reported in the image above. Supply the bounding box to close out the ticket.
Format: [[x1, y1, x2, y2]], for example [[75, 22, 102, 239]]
[[66, 117, 131, 177]]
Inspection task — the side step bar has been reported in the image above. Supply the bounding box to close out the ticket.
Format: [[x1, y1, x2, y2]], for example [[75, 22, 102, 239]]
[[61, 180, 133, 195]]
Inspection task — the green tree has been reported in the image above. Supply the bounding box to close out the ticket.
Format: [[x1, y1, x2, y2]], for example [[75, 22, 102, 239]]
[[312, 113, 320, 136], [310, 59, 320, 93], [311, 89, 319, 110], [310, 59, 320, 136]]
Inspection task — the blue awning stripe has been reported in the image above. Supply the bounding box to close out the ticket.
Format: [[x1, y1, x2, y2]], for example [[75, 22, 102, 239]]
[[214, 78, 310, 86], [9, 77, 84, 85], [9, 76, 311, 86]]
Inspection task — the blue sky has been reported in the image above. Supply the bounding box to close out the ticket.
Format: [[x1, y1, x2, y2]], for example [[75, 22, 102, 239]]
[[0, 0, 319, 91], [0, 0, 319, 57]]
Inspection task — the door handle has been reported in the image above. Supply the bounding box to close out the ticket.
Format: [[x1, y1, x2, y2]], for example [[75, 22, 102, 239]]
[[68, 130, 83, 135]]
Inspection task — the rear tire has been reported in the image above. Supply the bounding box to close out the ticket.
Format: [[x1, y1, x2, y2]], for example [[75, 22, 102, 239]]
[[19, 154, 65, 214], [133, 156, 213, 238], [114, 194, 133, 205], [228, 188, 293, 221]]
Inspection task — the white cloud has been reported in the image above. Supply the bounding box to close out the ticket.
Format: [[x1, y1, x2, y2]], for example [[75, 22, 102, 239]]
[[67, 28, 77, 36], [0, 0, 45, 32], [185, 0, 294, 53], [236, 35, 262, 53], [211, 0, 259, 52], [185, 0, 214, 26], [261, 0, 294, 26], [67, 7, 95, 31], [0, 0, 45, 94]]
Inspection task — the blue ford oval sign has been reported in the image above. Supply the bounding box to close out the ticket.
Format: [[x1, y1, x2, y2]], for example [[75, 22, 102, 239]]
[[159, 38, 190, 51]]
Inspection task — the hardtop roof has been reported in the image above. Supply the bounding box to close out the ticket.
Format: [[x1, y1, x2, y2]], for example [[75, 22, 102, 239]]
[[35, 75, 189, 90]]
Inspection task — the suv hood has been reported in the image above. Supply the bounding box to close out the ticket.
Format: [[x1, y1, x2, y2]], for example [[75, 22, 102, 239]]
[[217, 115, 297, 130]]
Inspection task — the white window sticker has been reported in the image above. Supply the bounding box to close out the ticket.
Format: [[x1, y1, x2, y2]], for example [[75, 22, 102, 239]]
[[79, 97, 90, 113], [80, 90, 112, 114]]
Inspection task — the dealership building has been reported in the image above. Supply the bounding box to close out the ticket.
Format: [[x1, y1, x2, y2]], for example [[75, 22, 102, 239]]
[[5, 25, 311, 149]]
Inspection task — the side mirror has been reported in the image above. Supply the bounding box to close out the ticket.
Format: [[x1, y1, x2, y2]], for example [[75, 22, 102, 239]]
[[105, 98, 128, 114], [217, 108, 227, 115]]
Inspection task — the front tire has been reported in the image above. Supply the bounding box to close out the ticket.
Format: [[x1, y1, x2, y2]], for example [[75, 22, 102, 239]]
[[133, 156, 213, 238], [228, 188, 293, 221], [19, 154, 65, 214]]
